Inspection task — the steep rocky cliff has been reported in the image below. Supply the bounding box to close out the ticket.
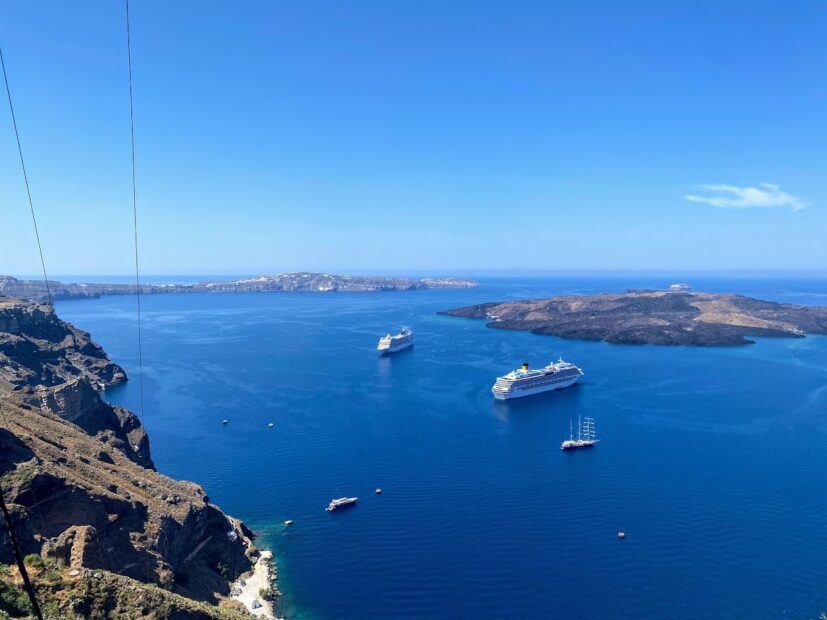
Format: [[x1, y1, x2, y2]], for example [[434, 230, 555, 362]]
[[0, 298, 150, 469], [0, 296, 258, 617]]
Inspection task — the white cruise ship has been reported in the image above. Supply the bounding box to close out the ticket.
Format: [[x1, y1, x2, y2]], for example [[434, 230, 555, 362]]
[[377, 328, 413, 355], [492, 358, 583, 400]]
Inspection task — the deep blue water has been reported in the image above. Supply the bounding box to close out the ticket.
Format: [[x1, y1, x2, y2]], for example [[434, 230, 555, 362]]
[[54, 276, 827, 619]]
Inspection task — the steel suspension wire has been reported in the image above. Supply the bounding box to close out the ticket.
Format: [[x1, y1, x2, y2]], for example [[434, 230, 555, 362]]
[[125, 0, 146, 418], [0, 48, 53, 307], [0, 488, 44, 620], [0, 403, 44, 620]]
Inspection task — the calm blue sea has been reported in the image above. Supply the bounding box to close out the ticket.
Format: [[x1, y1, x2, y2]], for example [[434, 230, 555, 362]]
[[54, 276, 827, 619]]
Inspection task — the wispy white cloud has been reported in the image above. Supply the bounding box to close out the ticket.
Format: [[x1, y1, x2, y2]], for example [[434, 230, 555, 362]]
[[685, 183, 808, 211]]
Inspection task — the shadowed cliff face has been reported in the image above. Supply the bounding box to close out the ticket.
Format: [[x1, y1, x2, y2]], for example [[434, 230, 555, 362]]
[[0, 297, 150, 468], [440, 291, 827, 346], [0, 297, 257, 613], [0, 298, 127, 389]]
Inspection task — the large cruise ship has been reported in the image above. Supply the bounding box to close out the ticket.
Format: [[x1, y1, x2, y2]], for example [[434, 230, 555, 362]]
[[492, 358, 583, 400], [377, 328, 413, 355]]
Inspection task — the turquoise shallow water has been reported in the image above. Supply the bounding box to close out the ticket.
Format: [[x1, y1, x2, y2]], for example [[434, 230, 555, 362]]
[[55, 276, 827, 619]]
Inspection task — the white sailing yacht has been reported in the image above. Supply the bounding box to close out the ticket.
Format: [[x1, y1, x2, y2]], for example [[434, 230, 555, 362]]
[[561, 416, 599, 451]]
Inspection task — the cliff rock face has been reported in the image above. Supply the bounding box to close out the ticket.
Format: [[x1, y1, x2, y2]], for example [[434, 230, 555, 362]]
[[0, 297, 149, 468], [0, 298, 127, 389], [0, 296, 257, 615], [440, 291, 827, 346]]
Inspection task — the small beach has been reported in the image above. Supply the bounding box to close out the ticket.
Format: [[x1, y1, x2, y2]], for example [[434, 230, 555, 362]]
[[231, 550, 277, 619]]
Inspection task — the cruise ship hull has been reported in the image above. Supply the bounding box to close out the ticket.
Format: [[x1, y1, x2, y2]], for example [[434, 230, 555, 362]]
[[492, 374, 580, 400], [377, 340, 413, 355]]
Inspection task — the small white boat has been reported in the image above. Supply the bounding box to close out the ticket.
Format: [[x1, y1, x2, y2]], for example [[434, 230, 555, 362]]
[[561, 416, 599, 451], [377, 328, 413, 355], [284, 519, 294, 526], [326, 497, 358, 511]]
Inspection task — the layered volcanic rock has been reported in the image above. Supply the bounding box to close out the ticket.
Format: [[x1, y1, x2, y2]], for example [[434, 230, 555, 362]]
[[0, 297, 149, 468], [0, 298, 126, 389], [0, 296, 259, 617], [440, 291, 827, 346]]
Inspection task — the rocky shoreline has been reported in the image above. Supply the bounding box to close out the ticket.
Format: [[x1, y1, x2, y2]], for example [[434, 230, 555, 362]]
[[440, 290, 827, 346], [0, 295, 268, 617], [231, 550, 279, 619], [0, 272, 478, 302]]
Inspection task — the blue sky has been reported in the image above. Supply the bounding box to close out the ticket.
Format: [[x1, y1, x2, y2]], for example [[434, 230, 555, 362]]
[[1, 1, 825, 276]]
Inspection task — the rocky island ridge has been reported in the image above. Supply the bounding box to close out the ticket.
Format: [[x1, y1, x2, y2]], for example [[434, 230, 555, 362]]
[[1, 272, 478, 302], [440, 290, 827, 346]]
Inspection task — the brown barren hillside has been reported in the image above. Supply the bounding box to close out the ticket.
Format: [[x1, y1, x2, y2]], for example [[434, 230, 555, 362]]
[[440, 291, 827, 346], [1, 296, 260, 618]]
